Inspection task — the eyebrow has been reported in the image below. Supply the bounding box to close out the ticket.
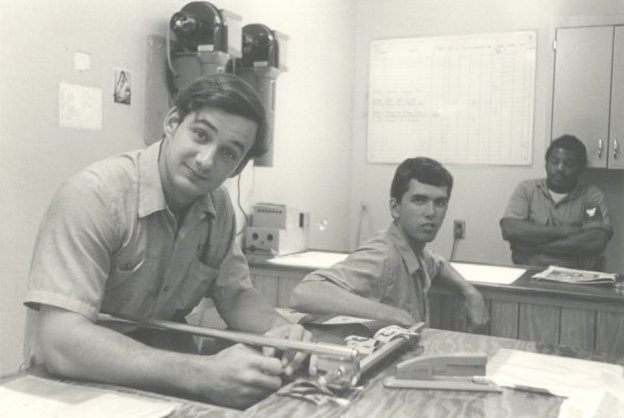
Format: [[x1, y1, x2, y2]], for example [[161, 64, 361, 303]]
[[191, 115, 247, 154]]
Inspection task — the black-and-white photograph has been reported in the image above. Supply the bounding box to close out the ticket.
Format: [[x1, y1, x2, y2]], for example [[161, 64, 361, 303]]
[[1, 1, 623, 417], [113, 67, 132, 105]]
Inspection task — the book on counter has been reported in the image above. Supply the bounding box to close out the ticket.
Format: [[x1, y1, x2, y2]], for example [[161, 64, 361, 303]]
[[532, 265, 619, 285]]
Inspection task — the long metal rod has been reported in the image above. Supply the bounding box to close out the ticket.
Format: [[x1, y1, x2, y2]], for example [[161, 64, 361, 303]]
[[97, 313, 359, 360], [358, 322, 426, 381]]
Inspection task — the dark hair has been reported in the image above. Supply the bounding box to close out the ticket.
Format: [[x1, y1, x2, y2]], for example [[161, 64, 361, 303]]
[[390, 157, 453, 201], [174, 73, 268, 160], [545, 134, 587, 168]]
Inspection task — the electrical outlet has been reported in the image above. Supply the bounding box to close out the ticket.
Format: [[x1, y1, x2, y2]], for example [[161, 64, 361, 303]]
[[453, 220, 466, 239]]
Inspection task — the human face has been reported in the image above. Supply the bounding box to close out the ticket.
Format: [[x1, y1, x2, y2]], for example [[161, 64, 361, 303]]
[[160, 107, 257, 211], [545, 148, 583, 193], [390, 179, 449, 251]]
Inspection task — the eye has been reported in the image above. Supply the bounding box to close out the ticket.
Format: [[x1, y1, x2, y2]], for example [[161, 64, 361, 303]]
[[192, 129, 208, 143], [219, 147, 239, 161], [413, 195, 428, 205], [434, 198, 448, 208]]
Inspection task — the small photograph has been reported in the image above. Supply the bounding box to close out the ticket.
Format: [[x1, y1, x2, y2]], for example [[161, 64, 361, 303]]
[[113, 67, 131, 105]]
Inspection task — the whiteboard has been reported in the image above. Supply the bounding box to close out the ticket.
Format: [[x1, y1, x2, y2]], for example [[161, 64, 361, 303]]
[[367, 31, 536, 165]]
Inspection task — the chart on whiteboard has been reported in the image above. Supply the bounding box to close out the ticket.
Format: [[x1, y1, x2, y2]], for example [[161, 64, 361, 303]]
[[367, 31, 536, 165]]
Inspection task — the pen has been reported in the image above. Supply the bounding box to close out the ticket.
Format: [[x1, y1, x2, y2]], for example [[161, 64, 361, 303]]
[[472, 376, 567, 398], [506, 384, 567, 398]]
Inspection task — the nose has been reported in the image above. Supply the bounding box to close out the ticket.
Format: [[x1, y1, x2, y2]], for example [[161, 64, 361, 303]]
[[423, 201, 436, 217], [195, 145, 217, 171]]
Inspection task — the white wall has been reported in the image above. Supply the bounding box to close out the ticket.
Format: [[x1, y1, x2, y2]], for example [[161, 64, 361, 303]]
[[350, 0, 624, 271], [239, 0, 356, 252]]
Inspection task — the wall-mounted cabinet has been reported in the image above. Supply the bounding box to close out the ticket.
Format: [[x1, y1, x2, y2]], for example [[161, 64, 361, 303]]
[[552, 25, 624, 169]]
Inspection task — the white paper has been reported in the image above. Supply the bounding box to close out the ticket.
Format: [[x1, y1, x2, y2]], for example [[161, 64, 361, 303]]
[[59, 82, 103, 130], [450, 262, 525, 285], [0, 376, 180, 418], [266, 251, 348, 269], [488, 349, 624, 418]]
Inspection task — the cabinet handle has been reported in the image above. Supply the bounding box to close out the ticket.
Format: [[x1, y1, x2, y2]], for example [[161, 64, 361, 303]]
[[614, 139, 619, 160], [598, 139, 603, 158]]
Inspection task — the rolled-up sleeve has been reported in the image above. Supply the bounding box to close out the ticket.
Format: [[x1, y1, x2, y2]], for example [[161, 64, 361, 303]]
[[302, 245, 392, 302], [582, 186, 613, 236], [502, 181, 530, 220]]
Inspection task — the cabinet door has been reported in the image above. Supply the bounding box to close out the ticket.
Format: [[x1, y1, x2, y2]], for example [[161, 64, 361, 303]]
[[552, 26, 613, 168], [610, 25, 624, 169]]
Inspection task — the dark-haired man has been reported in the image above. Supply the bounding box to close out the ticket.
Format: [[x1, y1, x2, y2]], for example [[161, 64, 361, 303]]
[[25, 74, 310, 409], [290, 157, 489, 330], [500, 134, 613, 269]]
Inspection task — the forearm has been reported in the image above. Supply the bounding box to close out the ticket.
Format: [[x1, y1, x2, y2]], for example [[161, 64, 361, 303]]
[[216, 287, 288, 333], [434, 262, 489, 329], [39, 306, 209, 397], [435, 261, 479, 297], [500, 218, 580, 246], [535, 228, 611, 256], [290, 281, 414, 326]]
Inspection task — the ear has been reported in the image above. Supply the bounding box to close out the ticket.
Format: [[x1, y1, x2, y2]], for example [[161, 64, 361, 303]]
[[163, 107, 181, 138], [389, 197, 400, 221]]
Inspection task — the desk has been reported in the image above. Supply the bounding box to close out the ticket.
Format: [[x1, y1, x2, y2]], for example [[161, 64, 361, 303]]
[[6, 329, 621, 417], [248, 254, 624, 355], [243, 328, 624, 418]]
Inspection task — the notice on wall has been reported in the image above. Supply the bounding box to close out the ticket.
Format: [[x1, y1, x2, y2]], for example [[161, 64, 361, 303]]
[[59, 82, 103, 130], [367, 31, 536, 165]]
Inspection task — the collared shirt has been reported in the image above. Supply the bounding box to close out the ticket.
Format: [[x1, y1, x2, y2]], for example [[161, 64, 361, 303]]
[[26, 140, 252, 325], [302, 223, 444, 323], [502, 178, 613, 268]]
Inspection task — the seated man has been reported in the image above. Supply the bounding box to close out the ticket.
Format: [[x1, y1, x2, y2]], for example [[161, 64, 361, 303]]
[[24, 74, 310, 409], [500, 134, 613, 269], [290, 157, 489, 331]]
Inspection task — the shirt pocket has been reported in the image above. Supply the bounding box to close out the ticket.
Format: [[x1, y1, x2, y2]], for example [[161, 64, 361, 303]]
[[174, 259, 220, 317], [106, 257, 147, 291], [102, 256, 154, 314]]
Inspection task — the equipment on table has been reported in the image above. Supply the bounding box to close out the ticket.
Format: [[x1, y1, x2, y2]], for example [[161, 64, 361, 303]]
[[383, 353, 502, 392]]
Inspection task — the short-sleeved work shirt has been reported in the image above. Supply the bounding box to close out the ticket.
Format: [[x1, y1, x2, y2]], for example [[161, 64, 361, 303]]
[[25, 140, 252, 324], [502, 178, 613, 268], [302, 223, 444, 323]]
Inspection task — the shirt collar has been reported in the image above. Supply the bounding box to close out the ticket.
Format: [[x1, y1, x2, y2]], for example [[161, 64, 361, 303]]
[[387, 222, 422, 275], [537, 178, 583, 202], [137, 140, 217, 219]]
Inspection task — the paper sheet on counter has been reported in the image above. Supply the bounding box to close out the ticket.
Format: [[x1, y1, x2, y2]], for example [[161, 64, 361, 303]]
[[450, 262, 525, 285], [488, 349, 624, 418], [267, 251, 348, 269], [0, 375, 180, 418]]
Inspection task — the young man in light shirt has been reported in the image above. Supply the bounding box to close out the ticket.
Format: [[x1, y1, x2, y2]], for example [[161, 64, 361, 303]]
[[290, 157, 489, 330], [25, 74, 310, 409]]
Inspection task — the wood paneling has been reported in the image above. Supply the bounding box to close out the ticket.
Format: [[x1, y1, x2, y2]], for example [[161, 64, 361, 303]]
[[596, 310, 624, 354], [518, 304, 560, 345], [489, 301, 519, 339], [560, 308, 596, 351]]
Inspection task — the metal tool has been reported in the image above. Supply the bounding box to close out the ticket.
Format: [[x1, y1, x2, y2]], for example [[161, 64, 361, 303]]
[[97, 312, 359, 360], [358, 322, 425, 381]]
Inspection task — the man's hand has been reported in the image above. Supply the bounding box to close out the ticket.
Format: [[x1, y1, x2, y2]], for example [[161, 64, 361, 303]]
[[462, 289, 489, 332], [261, 323, 312, 376], [203, 343, 284, 409]]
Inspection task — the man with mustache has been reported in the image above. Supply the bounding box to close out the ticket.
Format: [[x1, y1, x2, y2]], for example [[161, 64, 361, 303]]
[[25, 73, 310, 409], [500, 135, 613, 270], [290, 157, 489, 330]]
